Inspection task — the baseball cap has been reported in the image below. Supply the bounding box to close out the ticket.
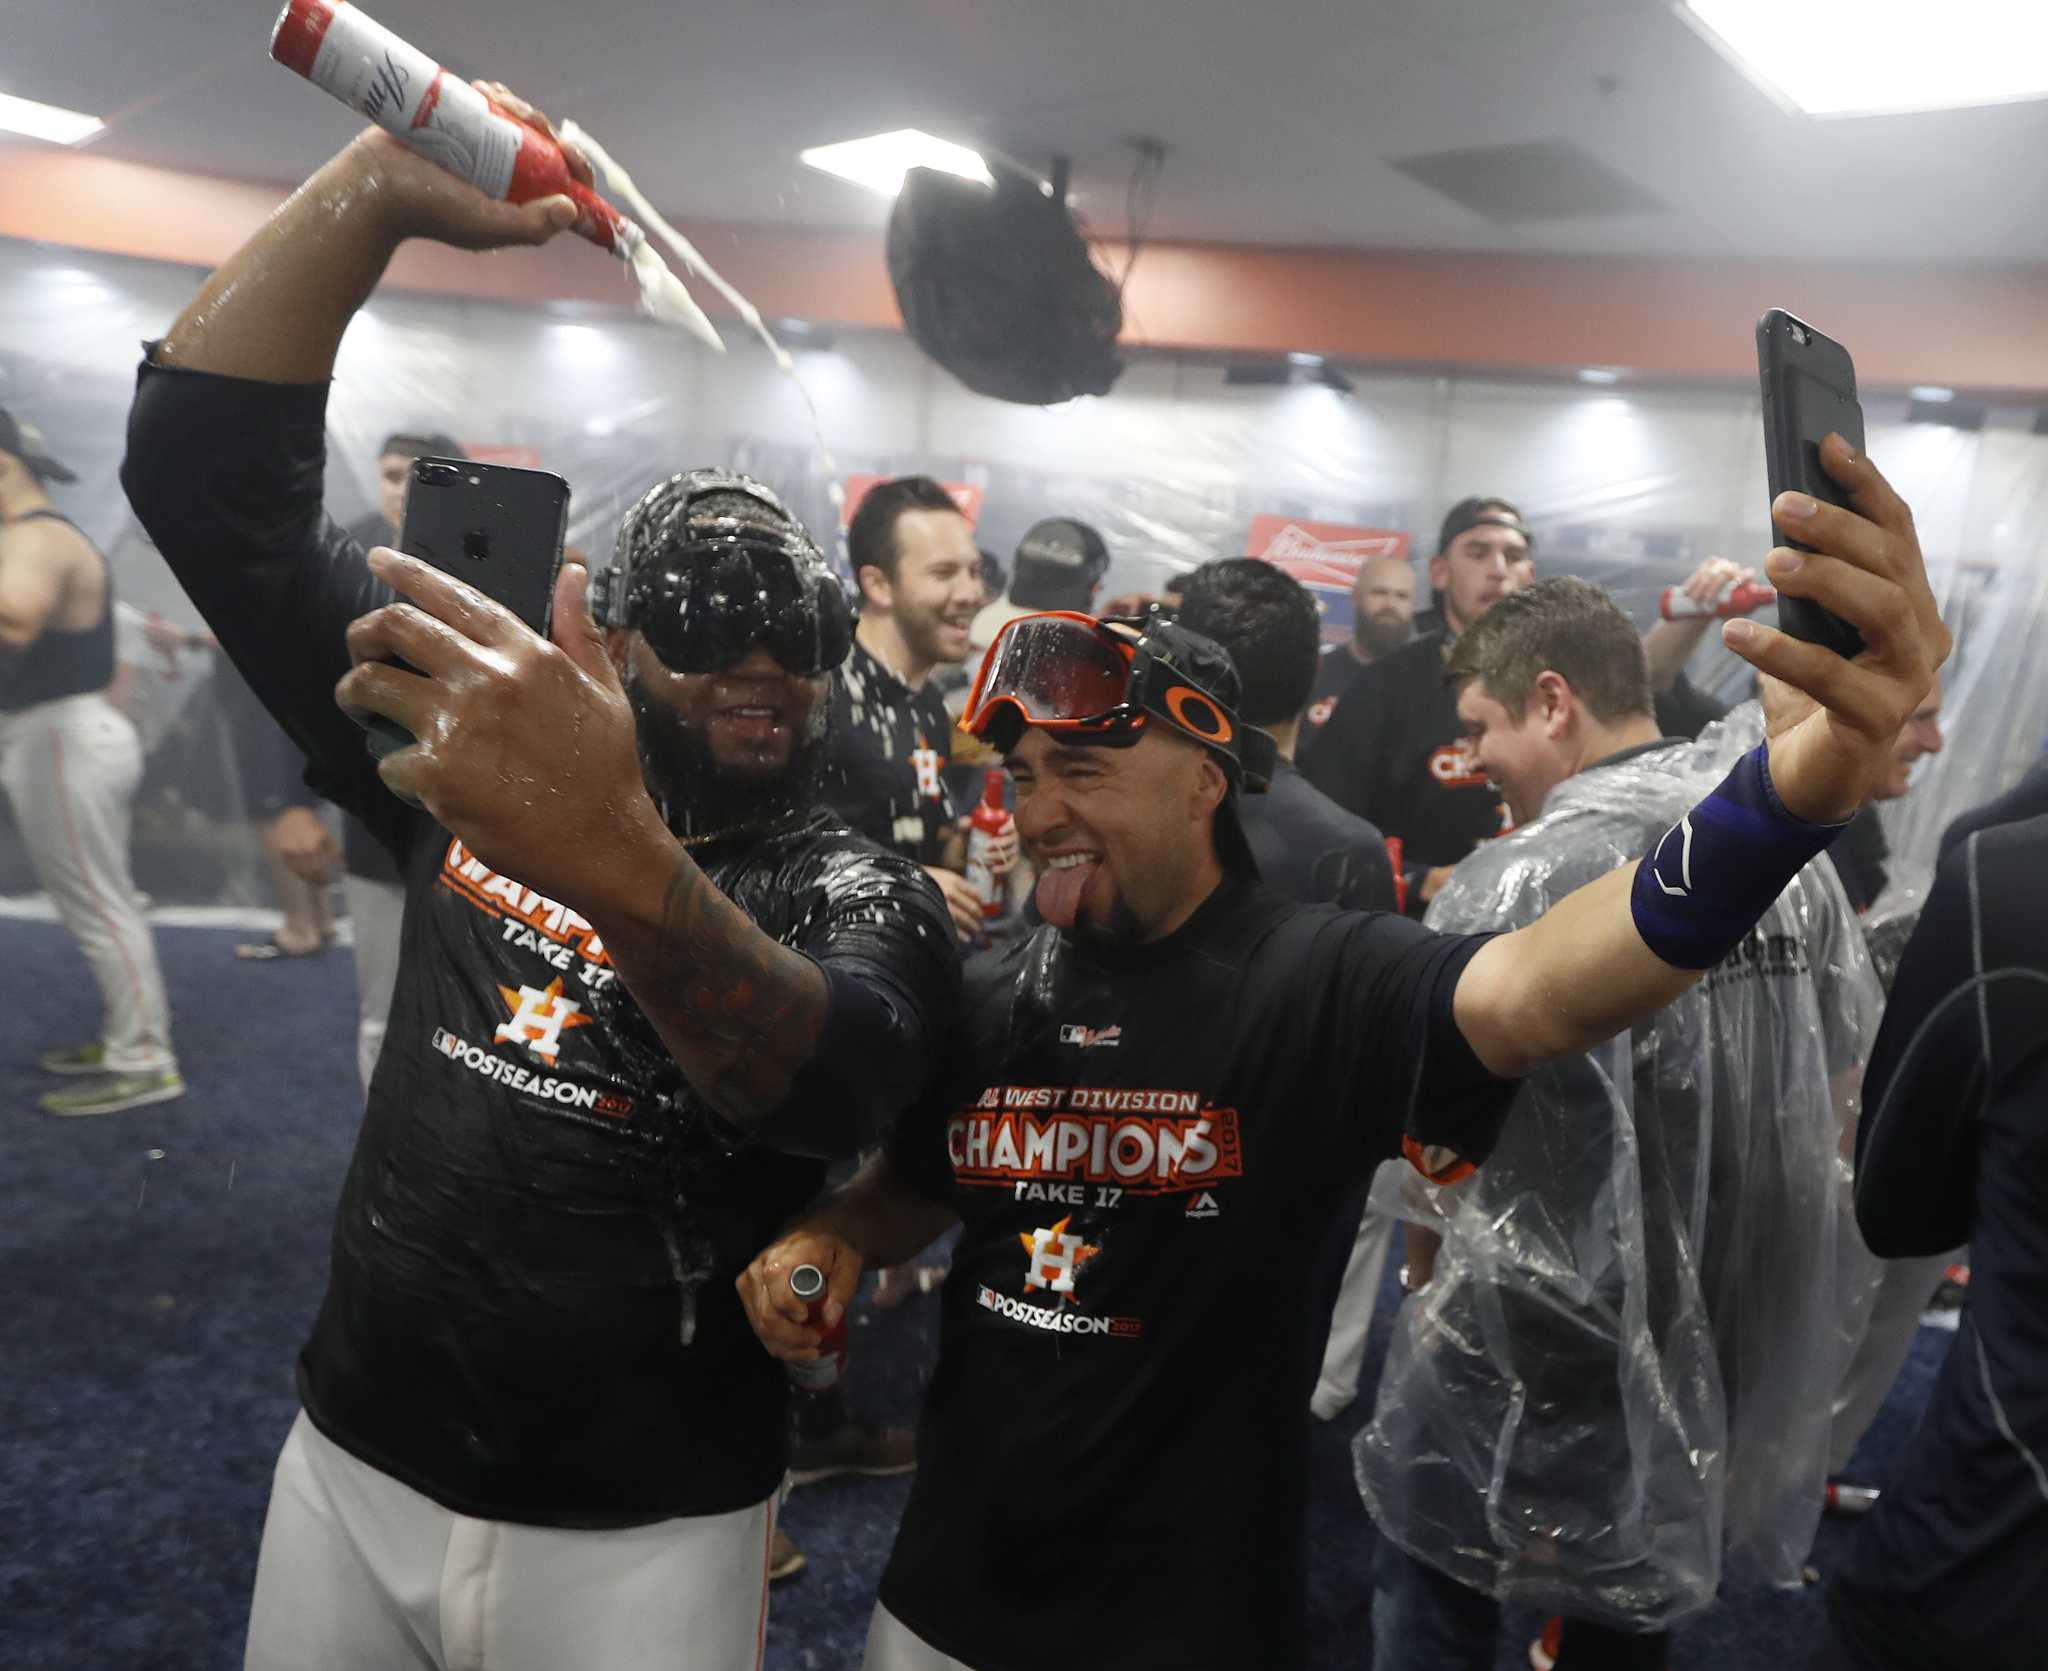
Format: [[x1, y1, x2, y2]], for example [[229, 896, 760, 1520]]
[[964, 610, 1269, 879], [0, 408, 78, 484], [1437, 495, 1532, 555]]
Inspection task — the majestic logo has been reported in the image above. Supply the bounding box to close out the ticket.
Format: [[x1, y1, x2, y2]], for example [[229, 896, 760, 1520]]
[[1058, 1023, 1122, 1049], [1307, 695, 1339, 728], [1428, 739, 1489, 789], [1652, 814, 1695, 897], [494, 977, 594, 1066], [1020, 1216, 1100, 1301], [1184, 1191, 1221, 1220]]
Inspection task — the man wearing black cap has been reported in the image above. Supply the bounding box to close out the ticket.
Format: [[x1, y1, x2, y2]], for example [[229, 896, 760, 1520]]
[[1304, 496, 1536, 913], [121, 98, 959, 1667], [967, 515, 1111, 663], [739, 428, 1948, 1670], [1, 406, 182, 1116]]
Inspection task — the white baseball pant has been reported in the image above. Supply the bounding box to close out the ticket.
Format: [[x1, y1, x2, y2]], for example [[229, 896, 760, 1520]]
[[864, 1604, 980, 1670], [0, 692, 174, 1072], [342, 870, 405, 1094], [1311, 1163, 1400, 1420], [245, 1411, 776, 1671]]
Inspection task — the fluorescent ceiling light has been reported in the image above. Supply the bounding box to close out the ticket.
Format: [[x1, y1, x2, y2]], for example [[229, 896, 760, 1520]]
[[0, 92, 105, 146], [1578, 367, 1621, 384], [1910, 384, 1956, 402], [1680, 1, 2048, 117], [799, 129, 992, 198]]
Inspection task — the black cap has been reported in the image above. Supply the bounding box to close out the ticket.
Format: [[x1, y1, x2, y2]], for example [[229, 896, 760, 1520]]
[[1437, 495, 1532, 556], [1013, 517, 1110, 605], [1127, 618, 1262, 881], [0, 408, 77, 484]]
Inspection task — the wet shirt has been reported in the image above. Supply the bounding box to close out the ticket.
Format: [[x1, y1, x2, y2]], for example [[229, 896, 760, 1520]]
[[820, 636, 956, 864], [878, 882, 1513, 1670], [1301, 630, 1507, 886], [122, 358, 960, 1526]]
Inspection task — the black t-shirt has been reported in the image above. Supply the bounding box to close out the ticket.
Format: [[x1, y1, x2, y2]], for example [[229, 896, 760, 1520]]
[[343, 508, 396, 553], [1652, 670, 1731, 742], [1832, 815, 2048, 1671], [0, 511, 115, 713], [1241, 759, 1397, 912], [879, 883, 1514, 1670], [1302, 640, 1368, 739], [122, 359, 960, 1526], [1942, 756, 2048, 859], [1300, 630, 1507, 877], [820, 637, 956, 865], [1828, 805, 1891, 913]]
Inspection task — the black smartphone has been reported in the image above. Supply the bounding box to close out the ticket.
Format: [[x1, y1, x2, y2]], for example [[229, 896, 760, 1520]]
[[358, 458, 572, 770], [1757, 308, 1867, 660]]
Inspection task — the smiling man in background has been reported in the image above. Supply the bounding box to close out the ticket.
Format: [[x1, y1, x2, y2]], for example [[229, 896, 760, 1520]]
[[822, 475, 988, 943]]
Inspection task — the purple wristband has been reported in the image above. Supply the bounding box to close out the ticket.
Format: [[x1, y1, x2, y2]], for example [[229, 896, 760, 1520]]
[[1630, 743, 1846, 970]]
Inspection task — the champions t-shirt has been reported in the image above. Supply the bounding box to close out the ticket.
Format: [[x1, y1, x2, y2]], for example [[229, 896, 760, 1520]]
[[879, 881, 1515, 1670], [821, 637, 956, 865]]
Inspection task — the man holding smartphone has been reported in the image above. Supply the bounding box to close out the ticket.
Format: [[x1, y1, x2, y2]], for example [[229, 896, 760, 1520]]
[[738, 422, 1947, 1671], [122, 91, 959, 1671]]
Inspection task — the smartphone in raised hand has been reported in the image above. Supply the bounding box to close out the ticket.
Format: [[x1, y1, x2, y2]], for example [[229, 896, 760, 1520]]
[[1757, 309, 1867, 660], [357, 457, 571, 769]]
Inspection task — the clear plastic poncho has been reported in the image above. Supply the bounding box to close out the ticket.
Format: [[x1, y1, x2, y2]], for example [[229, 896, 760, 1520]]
[[1356, 717, 1884, 1627]]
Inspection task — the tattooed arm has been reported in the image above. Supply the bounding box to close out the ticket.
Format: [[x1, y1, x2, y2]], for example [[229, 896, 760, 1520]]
[[339, 550, 958, 1154], [589, 839, 957, 1151], [594, 843, 829, 1126]]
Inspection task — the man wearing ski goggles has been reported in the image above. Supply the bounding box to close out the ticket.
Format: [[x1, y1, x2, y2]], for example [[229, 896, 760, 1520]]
[[958, 608, 1276, 932], [742, 446, 1949, 1671], [608, 518, 853, 680]]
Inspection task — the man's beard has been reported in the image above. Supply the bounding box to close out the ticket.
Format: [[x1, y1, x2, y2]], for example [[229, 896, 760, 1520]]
[[1356, 612, 1413, 660], [625, 673, 828, 842]]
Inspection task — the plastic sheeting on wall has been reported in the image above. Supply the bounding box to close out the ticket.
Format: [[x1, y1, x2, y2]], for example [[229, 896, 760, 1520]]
[[2, 234, 2044, 901]]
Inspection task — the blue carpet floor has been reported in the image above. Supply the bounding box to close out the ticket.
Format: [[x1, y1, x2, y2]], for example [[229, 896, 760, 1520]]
[[1, 918, 1949, 1670]]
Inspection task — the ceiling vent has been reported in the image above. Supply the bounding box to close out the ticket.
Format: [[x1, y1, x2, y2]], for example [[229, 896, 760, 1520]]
[[1388, 138, 1666, 224]]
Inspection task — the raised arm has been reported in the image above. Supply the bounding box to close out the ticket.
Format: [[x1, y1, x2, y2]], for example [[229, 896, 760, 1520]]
[[1641, 556, 1759, 692], [1455, 438, 1947, 1079], [153, 87, 579, 385]]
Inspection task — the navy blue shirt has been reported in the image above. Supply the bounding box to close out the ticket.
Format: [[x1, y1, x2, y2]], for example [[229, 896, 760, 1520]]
[[1826, 814, 2048, 1671]]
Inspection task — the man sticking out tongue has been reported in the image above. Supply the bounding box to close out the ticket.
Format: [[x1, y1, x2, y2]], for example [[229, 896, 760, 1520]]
[[739, 489, 1948, 1671]]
